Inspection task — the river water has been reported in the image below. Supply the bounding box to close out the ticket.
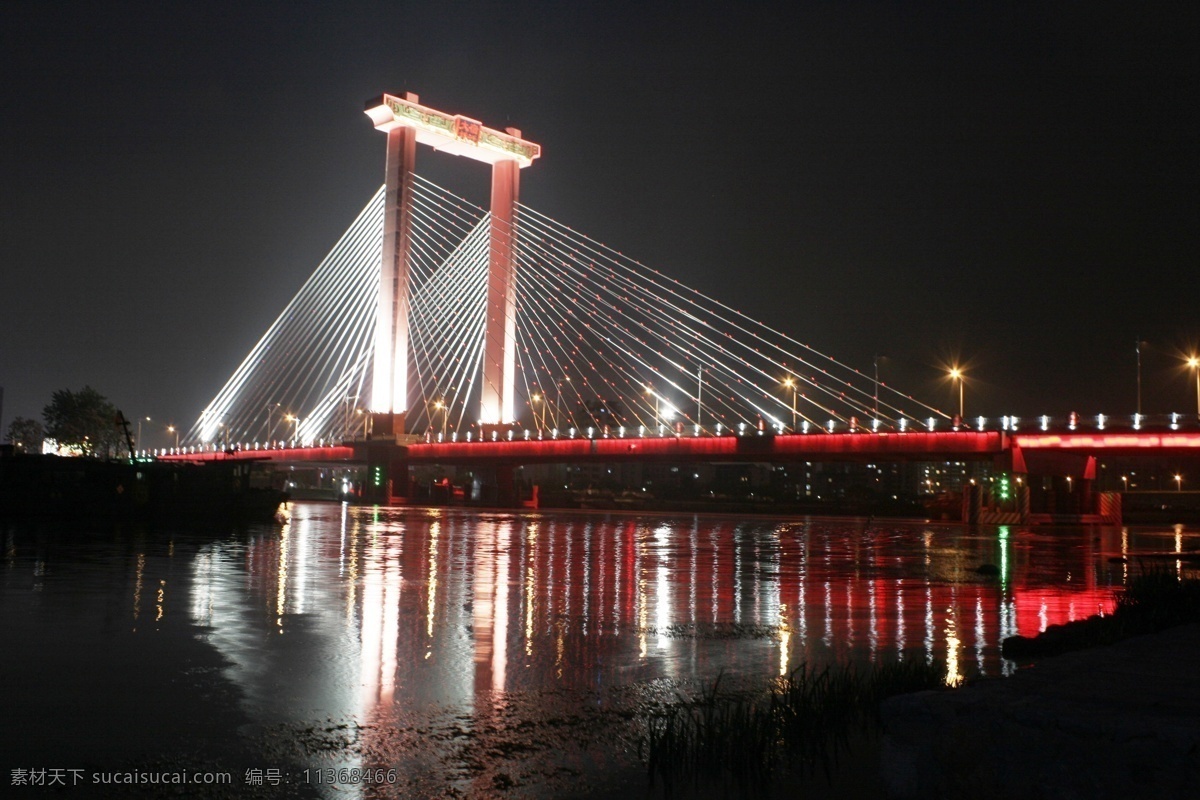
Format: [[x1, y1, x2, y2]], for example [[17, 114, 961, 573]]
[[3, 503, 1193, 798]]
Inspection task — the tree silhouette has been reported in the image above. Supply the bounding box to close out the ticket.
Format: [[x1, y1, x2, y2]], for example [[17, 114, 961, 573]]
[[5, 417, 44, 452], [42, 386, 122, 457]]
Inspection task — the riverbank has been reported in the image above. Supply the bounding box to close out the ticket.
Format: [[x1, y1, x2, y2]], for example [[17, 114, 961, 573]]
[[881, 622, 1200, 798]]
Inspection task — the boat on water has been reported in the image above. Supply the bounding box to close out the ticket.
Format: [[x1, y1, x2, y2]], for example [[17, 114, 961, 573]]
[[0, 448, 288, 523]]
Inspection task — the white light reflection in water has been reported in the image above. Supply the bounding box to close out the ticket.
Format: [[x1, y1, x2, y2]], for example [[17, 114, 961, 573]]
[[974, 596, 985, 674], [275, 518, 289, 630], [525, 522, 537, 657], [133, 553, 145, 624], [655, 524, 671, 651], [1175, 524, 1184, 577], [945, 615, 964, 686], [427, 520, 440, 639], [779, 602, 790, 676], [165, 504, 1149, 794]]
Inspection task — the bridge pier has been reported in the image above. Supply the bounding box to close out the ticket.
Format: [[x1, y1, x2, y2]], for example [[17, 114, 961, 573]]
[[361, 440, 412, 504]]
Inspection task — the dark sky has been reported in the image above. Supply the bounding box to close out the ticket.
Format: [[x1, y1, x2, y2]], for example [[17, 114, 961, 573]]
[[2, 1, 1197, 444]]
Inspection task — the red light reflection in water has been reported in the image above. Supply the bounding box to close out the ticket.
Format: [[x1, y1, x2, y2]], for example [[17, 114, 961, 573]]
[[229, 508, 1128, 693], [201, 506, 1135, 793]]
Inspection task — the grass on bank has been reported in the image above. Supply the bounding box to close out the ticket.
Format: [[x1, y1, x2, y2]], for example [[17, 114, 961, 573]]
[[638, 659, 946, 794]]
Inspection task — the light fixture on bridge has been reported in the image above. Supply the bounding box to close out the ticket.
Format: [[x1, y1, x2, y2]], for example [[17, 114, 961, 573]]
[[899, 418, 908, 432], [1133, 413, 1142, 430], [1171, 412, 1181, 431], [1040, 415, 1050, 431], [927, 417, 936, 431], [1097, 413, 1107, 430], [976, 416, 986, 432]]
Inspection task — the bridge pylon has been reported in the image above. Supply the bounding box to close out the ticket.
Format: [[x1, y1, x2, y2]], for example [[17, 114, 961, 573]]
[[365, 93, 541, 429]]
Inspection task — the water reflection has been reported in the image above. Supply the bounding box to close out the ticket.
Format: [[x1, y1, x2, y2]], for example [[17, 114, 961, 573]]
[[183, 506, 1143, 719], [4, 507, 1183, 796]]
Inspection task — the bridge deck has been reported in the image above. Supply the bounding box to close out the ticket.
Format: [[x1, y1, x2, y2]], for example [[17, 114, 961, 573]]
[[158, 430, 1200, 466]]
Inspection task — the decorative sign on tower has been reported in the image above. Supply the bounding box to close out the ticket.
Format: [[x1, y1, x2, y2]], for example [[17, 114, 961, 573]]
[[365, 93, 541, 432]]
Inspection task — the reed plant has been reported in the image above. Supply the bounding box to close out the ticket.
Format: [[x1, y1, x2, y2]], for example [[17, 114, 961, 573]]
[[639, 659, 945, 794]]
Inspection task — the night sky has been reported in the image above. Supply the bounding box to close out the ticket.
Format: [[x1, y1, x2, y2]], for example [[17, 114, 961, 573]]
[[2, 2, 1197, 446]]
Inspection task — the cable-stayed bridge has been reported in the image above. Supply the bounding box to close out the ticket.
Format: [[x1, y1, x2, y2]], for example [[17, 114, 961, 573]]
[[187, 93, 948, 449], [169, 93, 1199, 522]]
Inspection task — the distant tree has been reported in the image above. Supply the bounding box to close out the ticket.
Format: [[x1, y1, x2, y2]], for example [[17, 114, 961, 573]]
[[6, 416, 44, 452], [42, 386, 122, 457]]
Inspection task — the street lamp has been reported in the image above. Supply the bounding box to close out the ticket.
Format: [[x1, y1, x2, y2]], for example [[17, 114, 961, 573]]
[[432, 399, 447, 438], [342, 395, 359, 440], [531, 392, 543, 430], [285, 414, 299, 443], [167, 425, 179, 450], [645, 385, 660, 430], [949, 368, 964, 420], [782, 377, 797, 432], [1176, 474, 1183, 492], [265, 402, 281, 441], [1188, 356, 1199, 418], [136, 416, 151, 452], [873, 355, 880, 420]]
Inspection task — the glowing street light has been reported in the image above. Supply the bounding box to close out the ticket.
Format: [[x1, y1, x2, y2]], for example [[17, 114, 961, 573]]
[[167, 424, 179, 450], [432, 399, 447, 438], [1176, 473, 1184, 492], [782, 377, 798, 432], [284, 414, 299, 443], [531, 392, 543, 430], [1188, 356, 1200, 417], [949, 367, 964, 420]]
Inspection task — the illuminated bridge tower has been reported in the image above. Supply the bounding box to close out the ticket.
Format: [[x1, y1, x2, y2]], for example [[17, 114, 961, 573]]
[[365, 93, 541, 432]]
